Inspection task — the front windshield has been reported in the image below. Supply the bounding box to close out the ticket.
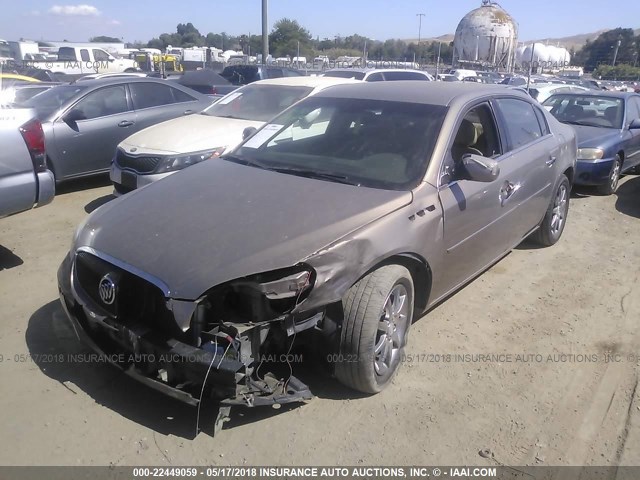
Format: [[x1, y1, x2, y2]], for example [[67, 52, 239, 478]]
[[202, 84, 313, 122], [229, 96, 447, 191], [542, 94, 624, 129], [22, 84, 87, 119]]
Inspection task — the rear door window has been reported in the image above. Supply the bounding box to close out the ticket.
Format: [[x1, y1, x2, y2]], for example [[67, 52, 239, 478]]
[[130, 82, 190, 109]]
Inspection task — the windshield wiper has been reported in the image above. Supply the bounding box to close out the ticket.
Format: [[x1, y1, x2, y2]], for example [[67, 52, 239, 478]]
[[223, 155, 269, 170], [562, 120, 609, 128], [266, 166, 360, 186]]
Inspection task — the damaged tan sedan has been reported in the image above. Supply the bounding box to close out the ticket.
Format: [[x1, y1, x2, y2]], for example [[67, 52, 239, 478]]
[[58, 82, 576, 433]]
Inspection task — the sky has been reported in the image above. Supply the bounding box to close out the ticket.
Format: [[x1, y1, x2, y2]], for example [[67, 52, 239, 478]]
[[1, 0, 638, 44]]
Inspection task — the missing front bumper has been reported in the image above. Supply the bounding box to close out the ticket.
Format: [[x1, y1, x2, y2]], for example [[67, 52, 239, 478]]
[[57, 286, 314, 434]]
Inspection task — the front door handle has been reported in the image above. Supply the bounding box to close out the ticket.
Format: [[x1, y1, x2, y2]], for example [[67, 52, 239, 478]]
[[499, 181, 519, 206], [118, 120, 134, 127], [546, 156, 557, 166], [183, 110, 194, 115]]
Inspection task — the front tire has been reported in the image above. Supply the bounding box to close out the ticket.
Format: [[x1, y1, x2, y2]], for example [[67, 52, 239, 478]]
[[597, 155, 622, 195], [532, 174, 570, 246], [335, 265, 414, 394]]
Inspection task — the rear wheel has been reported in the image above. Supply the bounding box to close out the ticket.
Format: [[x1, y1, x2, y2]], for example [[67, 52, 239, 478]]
[[597, 155, 621, 195], [532, 174, 570, 246], [335, 265, 414, 394]]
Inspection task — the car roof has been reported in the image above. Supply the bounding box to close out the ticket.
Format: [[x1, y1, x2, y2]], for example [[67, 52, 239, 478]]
[[545, 90, 639, 99], [250, 76, 360, 88], [532, 83, 587, 90], [325, 68, 427, 74], [68, 76, 177, 87], [311, 81, 528, 106]]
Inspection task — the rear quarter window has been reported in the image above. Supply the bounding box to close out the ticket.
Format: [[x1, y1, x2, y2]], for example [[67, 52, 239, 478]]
[[533, 107, 550, 135]]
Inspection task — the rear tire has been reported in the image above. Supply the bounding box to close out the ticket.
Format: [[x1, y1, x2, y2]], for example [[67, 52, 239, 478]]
[[335, 265, 414, 394], [597, 155, 621, 195], [532, 174, 570, 246]]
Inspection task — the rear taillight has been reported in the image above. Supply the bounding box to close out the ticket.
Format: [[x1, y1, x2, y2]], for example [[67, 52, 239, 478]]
[[210, 86, 218, 95], [19, 118, 47, 173]]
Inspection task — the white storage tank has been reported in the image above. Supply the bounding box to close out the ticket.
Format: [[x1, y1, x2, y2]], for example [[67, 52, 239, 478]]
[[522, 43, 549, 65], [453, 0, 518, 71], [517, 44, 572, 71]]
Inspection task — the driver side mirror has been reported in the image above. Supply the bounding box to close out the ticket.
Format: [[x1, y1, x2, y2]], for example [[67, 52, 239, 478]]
[[629, 118, 640, 130], [462, 154, 500, 182]]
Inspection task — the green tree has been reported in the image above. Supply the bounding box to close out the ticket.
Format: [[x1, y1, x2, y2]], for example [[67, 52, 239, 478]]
[[89, 36, 121, 43], [269, 18, 313, 58], [579, 28, 637, 71]]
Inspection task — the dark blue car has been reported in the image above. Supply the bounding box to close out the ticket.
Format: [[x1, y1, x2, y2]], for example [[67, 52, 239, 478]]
[[543, 92, 640, 194]]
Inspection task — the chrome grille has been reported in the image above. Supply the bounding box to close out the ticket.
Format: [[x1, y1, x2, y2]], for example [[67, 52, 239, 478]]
[[74, 251, 171, 329], [115, 149, 162, 174]]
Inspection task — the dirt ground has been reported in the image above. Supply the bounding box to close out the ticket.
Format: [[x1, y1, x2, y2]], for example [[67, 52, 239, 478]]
[[0, 174, 639, 467]]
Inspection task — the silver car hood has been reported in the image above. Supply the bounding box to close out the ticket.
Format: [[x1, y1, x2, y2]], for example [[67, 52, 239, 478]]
[[78, 160, 412, 299]]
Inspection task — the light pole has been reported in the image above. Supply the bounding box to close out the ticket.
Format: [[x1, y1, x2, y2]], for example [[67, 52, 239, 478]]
[[416, 13, 425, 64], [416, 13, 425, 44], [262, 0, 269, 64], [612, 36, 621, 67]]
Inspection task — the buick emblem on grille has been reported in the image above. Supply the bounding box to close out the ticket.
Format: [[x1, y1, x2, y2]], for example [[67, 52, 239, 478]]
[[98, 274, 117, 305]]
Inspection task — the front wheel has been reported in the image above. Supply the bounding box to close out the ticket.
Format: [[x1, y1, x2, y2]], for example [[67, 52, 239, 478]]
[[335, 265, 414, 394], [597, 155, 622, 195], [532, 174, 570, 246]]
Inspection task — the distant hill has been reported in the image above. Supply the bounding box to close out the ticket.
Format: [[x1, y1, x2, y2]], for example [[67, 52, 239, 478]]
[[527, 30, 608, 51], [405, 34, 454, 44], [405, 28, 640, 50]]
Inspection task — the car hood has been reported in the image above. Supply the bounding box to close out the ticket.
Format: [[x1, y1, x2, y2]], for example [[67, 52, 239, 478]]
[[78, 160, 413, 299], [571, 124, 622, 149], [119, 114, 264, 155]]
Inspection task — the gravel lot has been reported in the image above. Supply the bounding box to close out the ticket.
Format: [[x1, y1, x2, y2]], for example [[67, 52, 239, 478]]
[[0, 174, 639, 467]]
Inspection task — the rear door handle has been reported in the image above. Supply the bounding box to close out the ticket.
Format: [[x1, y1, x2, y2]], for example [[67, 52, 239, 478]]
[[546, 156, 557, 166], [183, 110, 194, 115], [118, 120, 134, 127]]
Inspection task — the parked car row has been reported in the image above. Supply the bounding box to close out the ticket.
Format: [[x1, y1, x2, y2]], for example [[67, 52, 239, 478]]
[[18, 77, 213, 182], [542, 91, 640, 194], [110, 76, 357, 194], [4, 70, 637, 434]]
